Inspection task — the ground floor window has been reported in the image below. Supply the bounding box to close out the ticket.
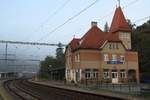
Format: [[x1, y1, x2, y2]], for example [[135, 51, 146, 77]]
[[112, 70, 118, 78], [103, 69, 109, 79], [85, 69, 91, 79], [93, 69, 99, 79], [85, 69, 99, 79], [120, 70, 126, 78]]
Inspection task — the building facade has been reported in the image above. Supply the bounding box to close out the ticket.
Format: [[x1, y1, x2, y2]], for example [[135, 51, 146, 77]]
[[65, 6, 140, 84]]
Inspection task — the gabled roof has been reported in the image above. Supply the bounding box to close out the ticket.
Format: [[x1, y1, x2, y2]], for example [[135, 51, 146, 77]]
[[69, 38, 80, 51], [79, 26, 106, 49], [110, 7, 131, 33], [67, 7, 131, 51]]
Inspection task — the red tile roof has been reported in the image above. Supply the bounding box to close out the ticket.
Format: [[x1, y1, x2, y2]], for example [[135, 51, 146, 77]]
[[79, 26, 106, 49], [69, 38, 80, 50], [110, 7, 131, 33], [107, 33, 120, 42], [68, 7, 130, 51]]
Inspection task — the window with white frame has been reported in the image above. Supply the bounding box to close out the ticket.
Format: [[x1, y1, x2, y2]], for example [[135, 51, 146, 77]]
[[77, 54, 80, 62], [104, 54, 109, 61], [93, 69, 99, 79], [120, 55, 125, 62], [120, 70, 126, 78], [112, 54, 117, 61], [103, 70, 109, 79], [85, 69, 91, 79], [75, 55, 77, 62]]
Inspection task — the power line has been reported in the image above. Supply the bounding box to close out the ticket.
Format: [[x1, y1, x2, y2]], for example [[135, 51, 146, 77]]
[[0, 40, 66, 46], [133, 16, 150, 24], [35, 0, 72, 32], [73, 0, 141, 37], [38, 0, 100, 41], [97, 0, 140, 21]]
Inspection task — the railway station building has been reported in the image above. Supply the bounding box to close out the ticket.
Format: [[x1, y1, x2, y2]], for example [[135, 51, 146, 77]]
[[65, 6, 140, 84]]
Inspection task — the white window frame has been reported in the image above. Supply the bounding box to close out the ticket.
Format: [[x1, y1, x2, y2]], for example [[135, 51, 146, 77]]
[[104, 54, 109, 61], [77, 54, 80, 62], [120, 71, 126, 78], [103, 71, 109, 79], [85, 71, 91, 79], [112, 54, 117, 61], [120, 55, 125, 63], [93, 71, 98, 79]]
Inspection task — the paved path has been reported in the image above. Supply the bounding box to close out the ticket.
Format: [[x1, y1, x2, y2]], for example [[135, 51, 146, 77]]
[[31, 80, 146, 100]]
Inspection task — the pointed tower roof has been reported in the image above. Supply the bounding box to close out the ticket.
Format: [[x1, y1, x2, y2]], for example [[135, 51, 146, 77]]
[[110, 7, 131, 33]]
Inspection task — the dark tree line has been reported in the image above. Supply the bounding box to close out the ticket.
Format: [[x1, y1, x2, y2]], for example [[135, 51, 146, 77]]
[[39, 43, 65, 79], [131, 19, 150, 81]]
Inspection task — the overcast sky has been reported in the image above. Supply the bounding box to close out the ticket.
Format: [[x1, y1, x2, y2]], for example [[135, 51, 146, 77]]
[[0, 0, 149, 72], [0, 0, 149, 59]]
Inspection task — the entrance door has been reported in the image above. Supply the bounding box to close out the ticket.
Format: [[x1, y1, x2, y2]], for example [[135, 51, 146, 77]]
[[112, 72, 118, 83]]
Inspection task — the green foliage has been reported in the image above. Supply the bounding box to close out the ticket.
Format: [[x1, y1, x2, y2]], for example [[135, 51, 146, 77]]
[[39, 43, 65, 79], [104, 22, 109, 32], [131, 19, 150, 80]]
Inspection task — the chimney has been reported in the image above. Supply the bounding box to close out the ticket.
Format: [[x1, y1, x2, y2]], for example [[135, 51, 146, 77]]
[[91, 21, 97, 27]]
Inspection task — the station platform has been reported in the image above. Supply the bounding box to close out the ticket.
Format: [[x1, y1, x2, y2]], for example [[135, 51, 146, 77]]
[[30, 80, 145, 100]]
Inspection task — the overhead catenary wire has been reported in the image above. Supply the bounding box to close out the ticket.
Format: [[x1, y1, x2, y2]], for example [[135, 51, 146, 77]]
[[73, 0, 141, 37], [37, 0, 100, 41], [97, 0, 141, 21], [35, 0, 72, 32], [133, 16, 150, 24]]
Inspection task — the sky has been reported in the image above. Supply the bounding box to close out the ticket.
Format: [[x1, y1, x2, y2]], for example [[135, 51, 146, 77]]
[[0, 0, 149, 43], [0, 0, 149, 65]]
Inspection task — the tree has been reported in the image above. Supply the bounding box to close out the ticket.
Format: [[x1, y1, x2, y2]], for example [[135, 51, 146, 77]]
[[127, 19, 136, 30], [104, 22, 109, 32], [39, 42, 65, 79], [56, 42, 64, 61], [56, 42, 65, 67], [131, 19, 150, 81], [39, 56, 56, 79]]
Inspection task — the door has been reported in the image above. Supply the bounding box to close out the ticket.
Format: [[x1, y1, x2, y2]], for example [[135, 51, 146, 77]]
[[112, 72, 118, 83]]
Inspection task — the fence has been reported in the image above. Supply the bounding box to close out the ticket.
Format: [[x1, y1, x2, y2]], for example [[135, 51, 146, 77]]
[[96, 82, 141, 93]]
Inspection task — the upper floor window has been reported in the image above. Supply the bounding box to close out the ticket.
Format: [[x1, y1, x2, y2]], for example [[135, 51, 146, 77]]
[[77, 54, 80, 62], [112, 54, 117, 61], [109, 43, 119, 49], [75, 55, 77, 62], [104, 54, 109, 61], [120, 55, 125, 62]]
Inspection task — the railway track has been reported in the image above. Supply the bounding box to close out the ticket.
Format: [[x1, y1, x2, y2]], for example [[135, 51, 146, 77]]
[[3, 79, 42, 100], [3, 79, 128, 100]]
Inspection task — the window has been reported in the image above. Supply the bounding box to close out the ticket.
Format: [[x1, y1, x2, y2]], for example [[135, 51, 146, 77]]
[[85, 69, 91, 79], [112, 54, 117, 61], [77, 54, 80, 62], [93, 69, 99, 79], [104, 54, 109, 61], [120, 55, 125, 62], [120, 70, 126, 78], [103, 69, 109, 79], [109, 43, 112, 49], [75, 55, 77, 62], [116, 44, 119, 49], [85, 69, 99, 79]]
